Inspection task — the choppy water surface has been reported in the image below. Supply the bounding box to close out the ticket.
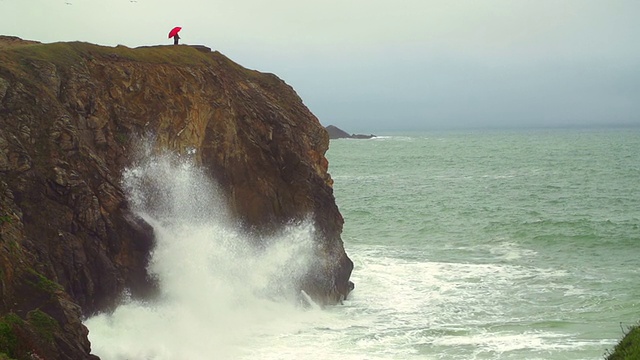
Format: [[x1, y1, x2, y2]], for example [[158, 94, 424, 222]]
[[86, 129, 640, 359], [328, 129, 639, 359]]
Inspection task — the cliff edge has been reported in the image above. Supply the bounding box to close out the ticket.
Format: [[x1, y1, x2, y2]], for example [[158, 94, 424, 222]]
[[0, 36, 353, 359]]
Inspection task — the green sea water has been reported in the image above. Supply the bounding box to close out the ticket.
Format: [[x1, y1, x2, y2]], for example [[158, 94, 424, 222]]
[[85, 128, 639, 360], [326, 128, 640, 359]]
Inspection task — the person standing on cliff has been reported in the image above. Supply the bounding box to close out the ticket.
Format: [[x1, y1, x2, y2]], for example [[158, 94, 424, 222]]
[[168, 26, 182, 45]]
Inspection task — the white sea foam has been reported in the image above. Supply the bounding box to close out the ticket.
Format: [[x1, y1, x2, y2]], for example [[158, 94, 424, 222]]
[[489, 241, 539, 261], [85, 131, 636, 360], [322, 246, 602, 359], [85, 149, 323, 360]]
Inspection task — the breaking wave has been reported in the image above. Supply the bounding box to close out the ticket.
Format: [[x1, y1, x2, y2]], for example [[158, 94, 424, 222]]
[[85, 147, 320, 360]]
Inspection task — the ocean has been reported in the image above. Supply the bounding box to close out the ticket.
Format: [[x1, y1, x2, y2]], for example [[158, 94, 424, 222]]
[[85, 128, 640, 359]]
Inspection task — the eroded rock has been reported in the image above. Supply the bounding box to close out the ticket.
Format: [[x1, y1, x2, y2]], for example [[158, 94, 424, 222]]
[[0, 38, 352, 359]]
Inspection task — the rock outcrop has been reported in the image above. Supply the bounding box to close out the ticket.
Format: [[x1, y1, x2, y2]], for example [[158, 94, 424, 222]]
[[0, 36, 353, 359], [326, 125, 375, 139]]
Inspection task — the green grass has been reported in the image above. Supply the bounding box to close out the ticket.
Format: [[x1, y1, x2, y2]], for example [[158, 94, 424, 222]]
[[606, 324, 640, 360], [0, 39, 267, 83], [2, 41, 215, 68], [0, 313, 23, 359], [0, 311, 59, 358], [115, 132, 128, 145], [25, 269, 63, 294], [27, 310, 58, 343]]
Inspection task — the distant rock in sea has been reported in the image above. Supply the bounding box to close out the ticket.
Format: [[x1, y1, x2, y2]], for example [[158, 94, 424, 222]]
[[326, 125, 375, 139]]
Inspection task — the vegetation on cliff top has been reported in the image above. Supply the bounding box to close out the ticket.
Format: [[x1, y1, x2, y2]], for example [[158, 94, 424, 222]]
[[2, 41, 204, 66], [0, 40, 269, 81], [606, 324, 640, 360]]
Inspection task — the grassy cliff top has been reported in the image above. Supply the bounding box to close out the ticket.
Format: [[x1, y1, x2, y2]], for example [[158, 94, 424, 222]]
[[607, 325, 640, 360], [1, 40, 210, 65], [0, 36, 271, 82]]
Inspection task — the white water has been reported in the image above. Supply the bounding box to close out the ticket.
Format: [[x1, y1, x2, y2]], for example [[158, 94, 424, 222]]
[[85, 152, 600, 359], [85, 131, 637, 359], [85, 150, 326, 360]]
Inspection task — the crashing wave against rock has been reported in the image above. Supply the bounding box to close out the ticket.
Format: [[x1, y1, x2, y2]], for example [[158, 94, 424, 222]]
[[0, 36, 353, 359]]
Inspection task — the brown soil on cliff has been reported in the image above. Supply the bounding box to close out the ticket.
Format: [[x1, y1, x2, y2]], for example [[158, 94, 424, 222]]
[[0, 37, 352, 359]]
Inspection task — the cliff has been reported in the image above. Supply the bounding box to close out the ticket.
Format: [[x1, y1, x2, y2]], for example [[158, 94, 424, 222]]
[[0, 36, 353, 359]]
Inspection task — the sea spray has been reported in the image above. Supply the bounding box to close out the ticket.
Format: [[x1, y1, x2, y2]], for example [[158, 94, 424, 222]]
[[85, 148, 324, 360]]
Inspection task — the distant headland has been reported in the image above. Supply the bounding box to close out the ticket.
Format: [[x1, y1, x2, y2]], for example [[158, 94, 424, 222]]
[[326, 125, 376, 139]]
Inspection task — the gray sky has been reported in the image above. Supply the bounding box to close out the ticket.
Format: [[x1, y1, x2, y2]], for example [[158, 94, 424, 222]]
[[2, 0, 639, 132]]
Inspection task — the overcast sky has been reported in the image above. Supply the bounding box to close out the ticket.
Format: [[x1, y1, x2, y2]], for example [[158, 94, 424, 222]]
[[2, 0, 639, 132]]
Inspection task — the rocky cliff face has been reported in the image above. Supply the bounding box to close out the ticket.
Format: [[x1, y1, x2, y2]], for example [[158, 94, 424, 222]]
[[0, 36, 353, 359]]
